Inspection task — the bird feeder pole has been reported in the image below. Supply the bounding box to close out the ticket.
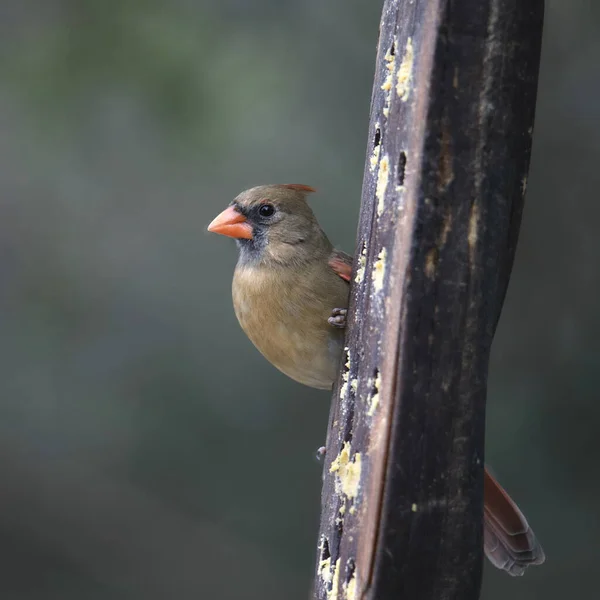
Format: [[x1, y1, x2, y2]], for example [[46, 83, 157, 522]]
[[313, 1, 544, 599]]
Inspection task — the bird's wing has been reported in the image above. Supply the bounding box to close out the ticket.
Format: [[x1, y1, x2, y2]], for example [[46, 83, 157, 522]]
[[328, 249, 353, 282]]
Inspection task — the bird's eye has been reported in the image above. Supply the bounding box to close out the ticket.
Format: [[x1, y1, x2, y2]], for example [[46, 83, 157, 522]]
[[258, 203, 275, 218]]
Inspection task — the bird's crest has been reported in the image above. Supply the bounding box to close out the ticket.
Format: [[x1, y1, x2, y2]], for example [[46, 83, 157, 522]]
[[280, 184, 316, 194]]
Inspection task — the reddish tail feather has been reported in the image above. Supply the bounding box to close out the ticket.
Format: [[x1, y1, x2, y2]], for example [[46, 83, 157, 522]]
[[484, 468, 545, 575]]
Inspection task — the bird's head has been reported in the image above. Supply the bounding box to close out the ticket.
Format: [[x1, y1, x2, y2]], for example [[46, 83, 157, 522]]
[[207, 184, 330, 266]]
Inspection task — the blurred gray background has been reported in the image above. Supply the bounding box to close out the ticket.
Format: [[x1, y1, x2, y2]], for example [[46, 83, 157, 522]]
[[0, 1, 597, 598]]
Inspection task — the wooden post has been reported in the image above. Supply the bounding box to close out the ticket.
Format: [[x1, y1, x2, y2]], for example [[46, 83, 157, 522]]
[[313, 1, 544, 599]]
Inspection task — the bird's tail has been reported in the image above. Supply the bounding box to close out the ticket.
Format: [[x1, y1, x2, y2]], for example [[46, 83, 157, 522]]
[[483, 468, 545, 576]]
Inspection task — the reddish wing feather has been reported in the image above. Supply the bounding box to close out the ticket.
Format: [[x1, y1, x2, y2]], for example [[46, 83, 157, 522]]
[[328, 249, 353, 282]]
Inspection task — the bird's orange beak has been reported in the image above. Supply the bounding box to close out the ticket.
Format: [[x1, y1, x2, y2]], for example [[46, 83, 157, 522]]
[[207, 206, 253, 239]]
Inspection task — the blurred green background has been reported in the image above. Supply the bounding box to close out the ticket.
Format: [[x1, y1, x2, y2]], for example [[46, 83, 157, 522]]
[[0, 1, 598, 598]]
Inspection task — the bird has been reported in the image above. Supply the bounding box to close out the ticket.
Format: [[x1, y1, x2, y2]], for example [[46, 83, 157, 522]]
[[207, 183, 545, 576]]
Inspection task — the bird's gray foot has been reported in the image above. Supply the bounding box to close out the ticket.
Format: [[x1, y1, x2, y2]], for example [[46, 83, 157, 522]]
[[328, 308, 347, 328]]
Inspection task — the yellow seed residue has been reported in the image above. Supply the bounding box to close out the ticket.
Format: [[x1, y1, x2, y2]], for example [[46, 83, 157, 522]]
[[372, 248, 387, 292], [335, 501, 346, 528], [320, 556, 332, 584], [367, 370, 382, 416], [330, 442, 362, 499], [396, 37, 414, 101], [370, 144, 381, 172], [340, 375, 349, 399], [339, 348, 351, 399], [346, 573, 357, 600], [354, 244, 367, 284], [376, 155, 390, 216], [327, 559, 341, 600], [381, 42, 396, 118]]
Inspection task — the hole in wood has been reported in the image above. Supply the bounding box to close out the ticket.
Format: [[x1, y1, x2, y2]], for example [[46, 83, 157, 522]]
[[390, 42, 395, 56], [335, 515, 344, 539], [341, 348, 350, 378], [398, 151, 407, 185], [373, 127, 381, 148], [371, 369, 380, 395], [346, 558, 356, 583], [343, 419, 354, 444], [320, 536, 331, 563], [340, 346, 355, 443]]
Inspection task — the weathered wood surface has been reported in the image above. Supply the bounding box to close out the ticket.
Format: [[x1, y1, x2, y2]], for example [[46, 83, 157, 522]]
[[313, 1, 544, 599]]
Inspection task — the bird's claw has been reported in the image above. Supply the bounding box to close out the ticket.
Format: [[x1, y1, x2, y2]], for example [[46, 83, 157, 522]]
[[328, 308, 347, 329], [315, 446, 327, 461]]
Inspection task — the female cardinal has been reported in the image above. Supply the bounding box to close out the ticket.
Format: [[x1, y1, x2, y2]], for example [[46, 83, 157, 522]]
[[208, 183, 545, 576]]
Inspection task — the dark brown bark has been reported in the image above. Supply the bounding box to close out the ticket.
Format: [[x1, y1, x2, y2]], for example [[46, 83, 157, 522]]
[[313, 1, 544, 599]]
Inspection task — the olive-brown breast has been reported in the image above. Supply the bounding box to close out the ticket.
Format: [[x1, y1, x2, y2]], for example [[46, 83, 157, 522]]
[[232, 261, 349, 389]]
